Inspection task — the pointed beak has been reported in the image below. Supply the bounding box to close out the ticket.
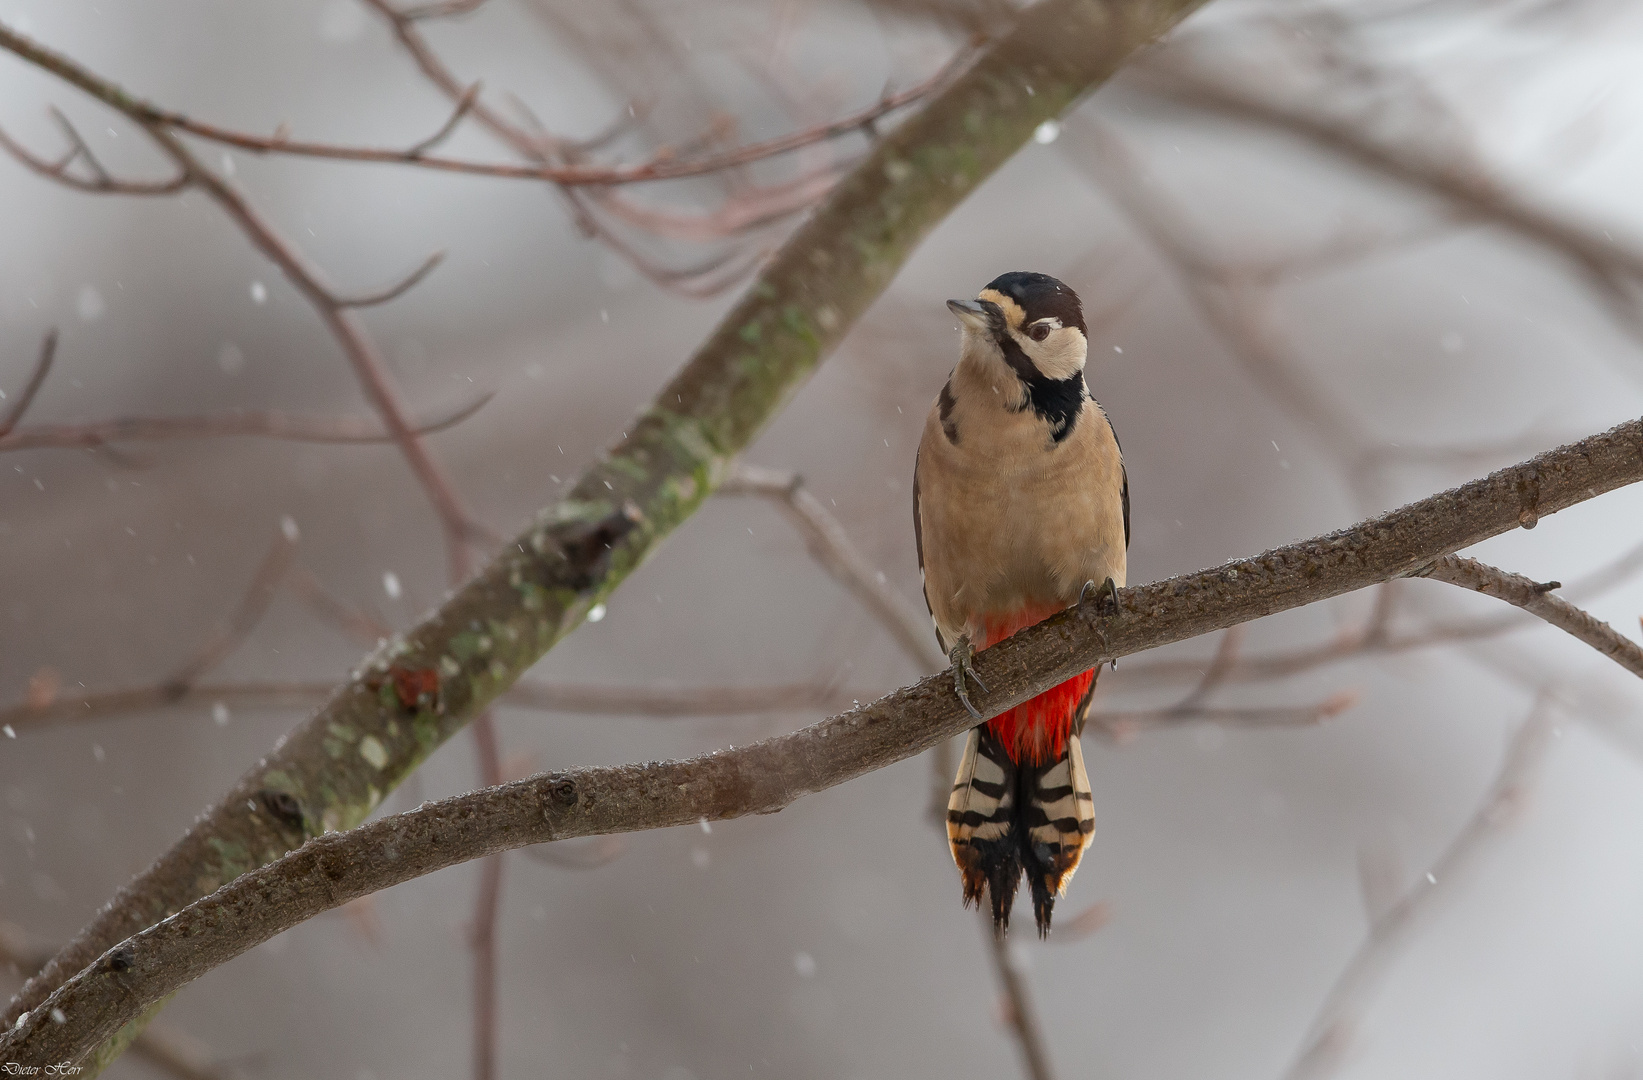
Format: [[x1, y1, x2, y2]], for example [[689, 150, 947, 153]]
[[946, 298, 991, 332]]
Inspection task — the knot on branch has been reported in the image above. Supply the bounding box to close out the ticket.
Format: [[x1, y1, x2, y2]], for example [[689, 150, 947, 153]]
[[102, 945, 135, 973], [1515, 467, 1543, 529], [551, 502, 644, 591], [547, 775, 579, 808], [258, 788, 306, 831]]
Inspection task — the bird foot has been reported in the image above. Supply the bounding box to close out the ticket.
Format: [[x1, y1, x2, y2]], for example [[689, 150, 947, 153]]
[[949, 636, 989, 720], [1079, 576, 1122, 617]]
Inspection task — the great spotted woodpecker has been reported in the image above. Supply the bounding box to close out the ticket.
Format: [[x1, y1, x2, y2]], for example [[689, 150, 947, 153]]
[[914, 271, 1128, 936]]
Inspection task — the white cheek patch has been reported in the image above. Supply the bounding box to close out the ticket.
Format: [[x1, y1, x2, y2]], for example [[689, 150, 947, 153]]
[[1013, 326, 1086, 381]]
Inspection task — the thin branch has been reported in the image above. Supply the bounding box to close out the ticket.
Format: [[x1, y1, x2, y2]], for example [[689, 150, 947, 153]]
[[0, 329, 56, 438], [399, 0, 493, 22], [1167, 623, 1244, 713], [721, 463, 946, 672], [10, 418, 1643, 1063], [282, 568, 394, 644], [1, 17, 509, 1075], [1088, 692, 1359, 742], [48, 105, 110, 182], [1415, 556, 1643, 679], [985, 921, 1057, 1080], [0, 677, 872, 733], [1117, 532, 1643, 689], [134, 50, 965, 188], [0, 22, 481, 572], [162, 524, 301, 694], [1281, 702, 1559, 1080], [334, 250, 447, 308], [0, 392, 492, 452], [501, 680, 867, 717], [1064, 116, 1371, 465], [405, 83, 480, 158], [0, 682, 336, 732], [0, 121, 187, 195], [1133, 57, 1643, 300]]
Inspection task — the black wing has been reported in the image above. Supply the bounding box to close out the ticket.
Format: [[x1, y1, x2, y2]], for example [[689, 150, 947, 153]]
[[1106, 414, 1131, 549], [912, 452, 948, 653], [1121, 461, 1130, 549]]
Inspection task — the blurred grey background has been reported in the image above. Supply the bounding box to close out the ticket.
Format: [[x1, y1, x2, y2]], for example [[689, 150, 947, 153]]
[[3, 0, 1643, 1077]]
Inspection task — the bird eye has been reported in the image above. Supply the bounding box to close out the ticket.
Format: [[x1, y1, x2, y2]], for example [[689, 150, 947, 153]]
[[1027, 323, 1051, 342]]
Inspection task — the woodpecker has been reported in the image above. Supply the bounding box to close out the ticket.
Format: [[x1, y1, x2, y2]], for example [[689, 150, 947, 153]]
[[914, 271, 1129, 937]]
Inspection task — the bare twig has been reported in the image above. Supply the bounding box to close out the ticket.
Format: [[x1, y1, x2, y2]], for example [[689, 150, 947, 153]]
[[1117, 533, 1643, 690], [985, 921, 1056, 1080], [281, 568, 394, 644], [0, 329, 56, 438], [1064, 117, 1371, 465], [405, 83, 480, 158], [0, 392, 492, 453], [0, 120, 187, 195], [0, 677, 874, 734], [127, 49, 965, 188], [3, 35, 518, 1057], [1415, 556, 1643, 679], [1355, 837, 1405, 928], [162, 523, 301, 694], [1133, 56, 1643, 315], [48, 105, 111, 182], [1088, 692, 1359, 741], [1281, 703, 1559, 1080], [1167, 623, 1245, 713], [0, 682, 337, 731], [399, 0, 493, 19], [720, 463, 946, 672], [334, 250, 447, 308], [0, 22, 481, 570]]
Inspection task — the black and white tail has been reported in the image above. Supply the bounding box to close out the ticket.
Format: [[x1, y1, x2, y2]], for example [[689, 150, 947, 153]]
[[946, 725, 1095, 936]]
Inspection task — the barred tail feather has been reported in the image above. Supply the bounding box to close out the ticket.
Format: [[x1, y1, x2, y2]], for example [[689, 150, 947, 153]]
[[1022, 734, 1094, 935], [947, 726, 1095, 936], [947, 726, 1021, 928]]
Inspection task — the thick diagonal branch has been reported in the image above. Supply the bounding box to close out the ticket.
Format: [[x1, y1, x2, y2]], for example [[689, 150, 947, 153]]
[[7, 417, 1643, 1064]]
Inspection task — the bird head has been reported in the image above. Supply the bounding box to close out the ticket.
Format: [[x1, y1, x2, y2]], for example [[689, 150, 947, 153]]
[[947, 271, 1088, 382]]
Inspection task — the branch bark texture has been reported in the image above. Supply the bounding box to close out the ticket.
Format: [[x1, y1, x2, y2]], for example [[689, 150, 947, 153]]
[[6, 417, 1643, 1065], [2, 0, 1209, 1044], [1417, 555, 1643, 679]]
